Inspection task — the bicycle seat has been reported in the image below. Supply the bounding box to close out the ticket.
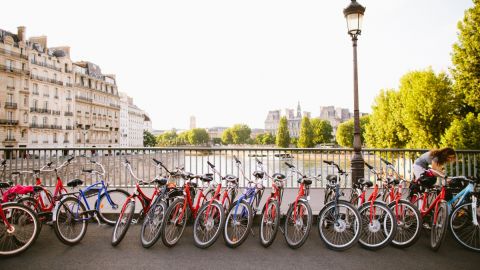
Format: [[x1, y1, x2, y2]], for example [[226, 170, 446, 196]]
[[82, 169, 93, 173], [386, 177, 400, 185], [188, 182, 198, 188], [11, 171, 20, 175], [253, 171, 265, 179], [33, 186, 44, 192], [200, 173, 214, 182], [67, 178, 84, 187], [272, 173, 286, 180], [0, 182, 11, 188], [153, 177, 168, 186], [224, 174, 238, 182], [358, 178, 373, 188], [326, 175, 338, 182], [298, 177, 312, 185]]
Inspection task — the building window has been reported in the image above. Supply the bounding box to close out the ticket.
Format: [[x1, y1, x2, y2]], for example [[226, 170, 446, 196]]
[[23, 113, 28, 123], [43, 117, 48, 125], [24, 96, 27, 107], [32, 116, 37, 125], [21, 130, 26, 138], [7, 111, 13, 121]]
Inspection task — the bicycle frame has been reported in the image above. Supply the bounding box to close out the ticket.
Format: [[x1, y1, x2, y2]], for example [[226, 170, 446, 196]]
[[447, 182, 475, 212], [0, 204, 12, 230], [418, 187, 446, 224]]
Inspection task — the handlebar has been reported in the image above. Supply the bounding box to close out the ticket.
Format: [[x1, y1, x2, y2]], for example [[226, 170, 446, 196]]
[[364, 162, 373, 170], [380, 158, 392, 166], [233, 155, 241, 164], [285, 162, 294, 168], [255, 158, 263, 165], [323, 160, 346, 174], [207, 161, 215, 168]]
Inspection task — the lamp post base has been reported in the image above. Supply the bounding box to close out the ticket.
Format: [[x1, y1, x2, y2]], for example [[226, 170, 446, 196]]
[[351, 150, 364, 185]]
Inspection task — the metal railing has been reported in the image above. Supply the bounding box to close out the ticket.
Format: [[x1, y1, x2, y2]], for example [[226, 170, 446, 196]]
[[4, 102, 17, 109], [0, 147, 478, 189]]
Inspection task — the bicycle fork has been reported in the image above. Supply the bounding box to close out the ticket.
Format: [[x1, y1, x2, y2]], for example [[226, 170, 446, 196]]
[[472, 195, 478, 226]]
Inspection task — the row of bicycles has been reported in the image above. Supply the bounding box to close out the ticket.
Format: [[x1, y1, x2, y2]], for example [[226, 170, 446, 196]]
[[0, 156, 479, 257]]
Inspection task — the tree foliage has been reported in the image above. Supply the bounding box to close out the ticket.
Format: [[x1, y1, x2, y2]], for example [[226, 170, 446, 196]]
[[276, 116, 290, 148], [364, 89, 408, 148], [311, 118, 333, 144], [399, 69, 456, 148], [298, 116, 315, 148], [221, 124, 251, 145], [156, 128, 209, 146], [255, 133, 275, 145], [451, 0, 480, 114], [186, 128, 209, 145], [143, 130, 157, 147], [442, 113, 480, 149], [336, 115, 370, 148]]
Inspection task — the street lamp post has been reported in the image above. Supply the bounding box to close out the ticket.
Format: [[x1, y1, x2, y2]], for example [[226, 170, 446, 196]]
[[343, 0, 366, 184]]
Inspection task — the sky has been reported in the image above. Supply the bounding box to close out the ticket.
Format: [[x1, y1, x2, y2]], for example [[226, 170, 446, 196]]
[[1, 0, 474, 130]]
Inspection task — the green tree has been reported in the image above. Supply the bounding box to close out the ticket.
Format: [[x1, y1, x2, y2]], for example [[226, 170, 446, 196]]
[[221, 129, 233, 145], [336, 116, 370, 148], [364, 89, 408, 148], [311, 118, 333, 144], [451, 0, 480, 114], [298, 116, 315, 148], [276, 116, 290, 148], [187, 128, 209, 145], [255, 133, 265, 145], [156, 130, 176, 146], [262, 133, 275, 145], [230, 124, 251, 144], [442, 113, 480, 149], [143, 130, 157, 147], [399, 69, 457, 148]]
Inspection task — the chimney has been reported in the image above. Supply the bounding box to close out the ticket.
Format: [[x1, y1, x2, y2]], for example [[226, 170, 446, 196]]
[[17, 26, 26, 42]]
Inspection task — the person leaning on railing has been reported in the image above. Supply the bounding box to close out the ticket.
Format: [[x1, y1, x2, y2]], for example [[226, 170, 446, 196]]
[[412, 147, 456, 182]]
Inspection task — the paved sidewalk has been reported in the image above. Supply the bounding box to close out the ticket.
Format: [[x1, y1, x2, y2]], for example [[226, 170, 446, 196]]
[[1, 224, 479, 270]]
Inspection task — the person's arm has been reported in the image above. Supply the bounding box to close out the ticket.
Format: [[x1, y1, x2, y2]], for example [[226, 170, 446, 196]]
[[431, 157, 444, 172]]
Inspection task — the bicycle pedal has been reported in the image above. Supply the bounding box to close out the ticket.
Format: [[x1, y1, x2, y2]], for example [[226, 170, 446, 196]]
[[131, 219, 138, 224]]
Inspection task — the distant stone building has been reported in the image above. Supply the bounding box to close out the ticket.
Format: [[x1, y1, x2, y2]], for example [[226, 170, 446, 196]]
[[319, 106, 353, 135], [119, 92, 150, 147], [207, 127, 228, 142], [264, 102, 310, 138]]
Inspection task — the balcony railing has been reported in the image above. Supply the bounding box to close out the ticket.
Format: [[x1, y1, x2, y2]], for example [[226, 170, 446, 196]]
[[0, 147, 477, 190], [65, 83, 73, 87], [30, 107, 51, 114], [29, 123, 63, 129], [0, 47, 28, 60], [64, 112, 74, 116], [66, 97, 73, 101], [6, 86, 15, 90], [75, 95, 93, 103], [65, 125, 74, 130], [52, 110, 61, 116], [32, 91, 39, 95], [4, 102, 18, 109], [0, 119, 19, 125], [30, 74, 63, 86], [3, 137, 16, 143], [64, 140, 70, 143], [30, 59, 62, 72], [0, 64, 29, 75], [43, 93, 50, 97]]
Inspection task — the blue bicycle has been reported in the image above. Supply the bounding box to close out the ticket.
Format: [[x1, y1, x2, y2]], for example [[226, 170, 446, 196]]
[[52, 160, 130, 245], [223, 157, 265, 248], [447, 175, 480, 252]]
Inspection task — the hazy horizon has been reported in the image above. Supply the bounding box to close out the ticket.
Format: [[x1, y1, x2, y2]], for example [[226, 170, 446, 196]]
[[1, 0, 473, 130]]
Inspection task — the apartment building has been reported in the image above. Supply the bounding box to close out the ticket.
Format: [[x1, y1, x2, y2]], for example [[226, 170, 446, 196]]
[[119, 92, 149, 147], [264, 102, 310, 138]]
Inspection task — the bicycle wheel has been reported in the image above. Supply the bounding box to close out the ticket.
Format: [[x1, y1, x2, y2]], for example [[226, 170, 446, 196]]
[[358, 201, 397, 250], [450, 201, 480, 252], [161, 198, 188, 247], [324, 189, 333, 205], [193, 201, 225, 249], [223, 200, 253, 248], [96, 189, 130, 225], [260, 199, 280, 248], [430, 200, 448, 251], [53, 197, 88, 246], [318, 200, 361, 251], [111, 199, 135, 246], [141, 200, 167, 248], [0, 203, 40, 257], [388, 200, 422, 248], [284, 200, 312, 249]]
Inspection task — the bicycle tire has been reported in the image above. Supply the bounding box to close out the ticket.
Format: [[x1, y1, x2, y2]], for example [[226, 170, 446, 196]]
[[430, 200, 448, 251], [388, 200, 422, 248], [161, 198, 188, 247], [260, 199, 280, 248], [318, 200, 362, 251], [17, 197, 43, 231], [449, 201, 480, 252], [96, 189, 130, 225], [0, 202, 40, 257], [111, 199, 135, 246], [193, 201, 225, 249], [141, 200, 167, 248], [223, 200, 253, 248], [284, 200, 312, 249], [53, 197, 88, 246], [358, 201, 397, 250]]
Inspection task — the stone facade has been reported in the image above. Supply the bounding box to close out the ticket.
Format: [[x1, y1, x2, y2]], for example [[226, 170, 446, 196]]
[[264, 102, 310, 138]]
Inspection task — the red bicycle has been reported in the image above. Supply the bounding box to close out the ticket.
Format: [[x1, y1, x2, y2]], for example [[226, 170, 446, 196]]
[[192, 160, 238, 249], [409, 168, 449, 251], [161, 168, 213, 247], [283, 162, 317, 249], [112, 158, 179, 248]]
